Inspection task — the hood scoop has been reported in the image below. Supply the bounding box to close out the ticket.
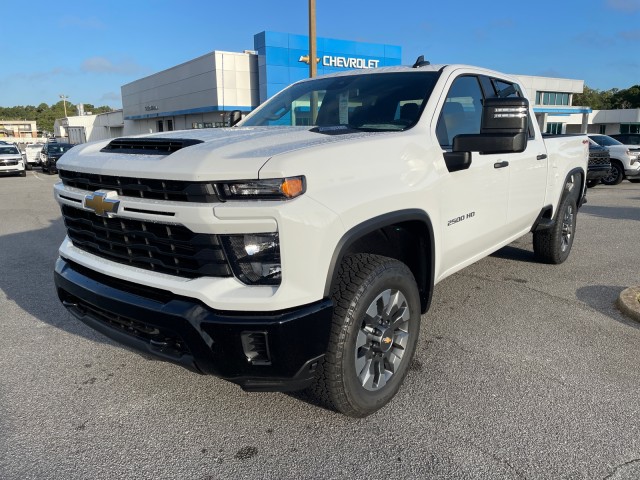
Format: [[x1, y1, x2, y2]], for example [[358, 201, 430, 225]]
[[100, 137, 204, 155]]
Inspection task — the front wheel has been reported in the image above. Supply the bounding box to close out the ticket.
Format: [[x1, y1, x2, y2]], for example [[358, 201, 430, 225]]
[[533, 192, 577, 264], [308, 254, 421, 417], [601, 162, 624, 185]]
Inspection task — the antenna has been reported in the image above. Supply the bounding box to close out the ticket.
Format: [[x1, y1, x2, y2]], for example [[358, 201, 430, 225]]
[[412, 55, 431, 68]]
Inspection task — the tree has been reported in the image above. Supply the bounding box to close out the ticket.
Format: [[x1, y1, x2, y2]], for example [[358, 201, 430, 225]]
[[572, 86, 616, 109], [611, 85, 640, 109]]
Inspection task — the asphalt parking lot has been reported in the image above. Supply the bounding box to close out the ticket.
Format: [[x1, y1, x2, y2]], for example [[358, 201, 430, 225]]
[[1, 170, 639, 480]]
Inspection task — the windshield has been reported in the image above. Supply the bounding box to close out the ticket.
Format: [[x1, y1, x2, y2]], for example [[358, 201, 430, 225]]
[[47, 144, 73, 154], [590, 135, 623, 147], [0, 146, 20, 155], [242, 72, 440, 131]]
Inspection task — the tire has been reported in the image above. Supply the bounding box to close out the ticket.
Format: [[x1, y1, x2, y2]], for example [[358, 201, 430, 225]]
[[41, 162, 47, 173], [307, 253, 421, 417], [586, 179, 600, 188], [19, 170, 26, 177], [601, 161, 624, 185], [533, 191, 577, 264], [25, 163, 32, 171]]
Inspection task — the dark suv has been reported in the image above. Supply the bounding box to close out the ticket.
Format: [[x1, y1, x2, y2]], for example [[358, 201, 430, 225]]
[[610, 133, 640, 146], [40, 143, 73, 174], [586, 138, 612, 187]]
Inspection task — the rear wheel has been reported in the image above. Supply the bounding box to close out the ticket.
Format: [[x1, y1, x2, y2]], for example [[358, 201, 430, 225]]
[[307, 254, 421, 417], [533, 189, 577, 264], [601, 161, 624, 185]]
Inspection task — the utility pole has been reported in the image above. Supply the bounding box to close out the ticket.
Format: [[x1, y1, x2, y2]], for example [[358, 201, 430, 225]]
[[59, 94, 69, 117], [308, 0, 317, 78], [309, 0, 318, 124]]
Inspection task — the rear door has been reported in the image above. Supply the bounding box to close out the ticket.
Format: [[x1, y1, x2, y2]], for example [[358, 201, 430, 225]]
[[487, 78, 547, 232]]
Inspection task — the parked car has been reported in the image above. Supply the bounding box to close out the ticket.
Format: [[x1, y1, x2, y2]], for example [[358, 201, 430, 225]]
[[40, 143, 73, 174], [586, 138, 611, 187], [0, 144, 26, 177], [610, 133, 640, 146], [588, 134, 640, 185], [24, 143, 44, 170]]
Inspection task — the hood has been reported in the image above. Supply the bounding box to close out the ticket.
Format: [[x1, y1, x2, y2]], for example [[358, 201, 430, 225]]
[[57, 126, 380, 181], [0, 153, 23, 160]]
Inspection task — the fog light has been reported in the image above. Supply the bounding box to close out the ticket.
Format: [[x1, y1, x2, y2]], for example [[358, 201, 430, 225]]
[[221, 233, 281, 285]]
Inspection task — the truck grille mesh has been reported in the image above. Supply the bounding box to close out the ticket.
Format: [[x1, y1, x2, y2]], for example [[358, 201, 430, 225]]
[[588, 152, 610, 166], [58, 169, 220, 203], [61, 205, 232, 278]]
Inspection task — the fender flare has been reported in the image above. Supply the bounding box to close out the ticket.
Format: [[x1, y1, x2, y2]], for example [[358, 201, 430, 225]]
[[323, 209, 436, 313]]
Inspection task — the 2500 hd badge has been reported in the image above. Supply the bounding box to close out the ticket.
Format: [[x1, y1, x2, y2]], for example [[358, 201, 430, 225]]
[[447, 211, 476, 226]]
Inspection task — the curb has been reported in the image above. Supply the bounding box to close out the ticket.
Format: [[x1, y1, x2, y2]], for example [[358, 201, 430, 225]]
[[617, 286, 640, 323]]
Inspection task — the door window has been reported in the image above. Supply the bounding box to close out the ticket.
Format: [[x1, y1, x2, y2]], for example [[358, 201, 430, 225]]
[[436, 76, 484, 147]]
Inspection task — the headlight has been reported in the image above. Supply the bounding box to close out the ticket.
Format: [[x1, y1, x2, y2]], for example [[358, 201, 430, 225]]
[[216, 176, 305, 200], [221, 233, 281, 285]]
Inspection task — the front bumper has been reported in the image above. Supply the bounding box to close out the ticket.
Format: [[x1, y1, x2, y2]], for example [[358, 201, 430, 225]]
[[625, 167, 640, 179], [54, 257, 334, 391], [587, 165, 611, 181]]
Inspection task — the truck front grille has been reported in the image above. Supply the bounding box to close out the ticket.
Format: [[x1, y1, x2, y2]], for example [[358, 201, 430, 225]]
[[61, 205, 232, 278], [588, 154, 610, 166], [0, 160, 19, 166], [58, 169, 220, 203]]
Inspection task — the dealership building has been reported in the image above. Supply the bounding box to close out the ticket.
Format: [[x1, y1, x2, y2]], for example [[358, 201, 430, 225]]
[[51, 30, 638, 141], [121, 31, 402, 135]]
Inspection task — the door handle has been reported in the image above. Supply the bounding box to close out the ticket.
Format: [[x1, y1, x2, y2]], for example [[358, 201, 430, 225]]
[[494, 161, 509, 169], [537, 154, 547, 160]]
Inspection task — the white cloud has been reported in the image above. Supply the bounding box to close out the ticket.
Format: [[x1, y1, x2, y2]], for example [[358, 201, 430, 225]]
[[100, 92, 121, 102], [619, 29, 640, 41], [81, 57, 143, 75], [605, 0, 640, 12], [59, 16, 106, 30]]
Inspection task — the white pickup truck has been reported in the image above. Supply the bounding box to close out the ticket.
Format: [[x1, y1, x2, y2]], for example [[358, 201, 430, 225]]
[[53, 62, 588, 417]]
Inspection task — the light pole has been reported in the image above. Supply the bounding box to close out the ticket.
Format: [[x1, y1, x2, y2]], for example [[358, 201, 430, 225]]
[[59, 94, 69, 117], [308, 0, 318, 124], [308, 0, 317, 79]]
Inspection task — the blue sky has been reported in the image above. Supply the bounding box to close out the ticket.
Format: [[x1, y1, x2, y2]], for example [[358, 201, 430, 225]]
[[2, 0, 638, 109]]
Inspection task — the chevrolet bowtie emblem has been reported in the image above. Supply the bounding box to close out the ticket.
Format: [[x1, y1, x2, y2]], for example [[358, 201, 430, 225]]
[[83, 190, 120, 217], [298, 55, 321, 64]]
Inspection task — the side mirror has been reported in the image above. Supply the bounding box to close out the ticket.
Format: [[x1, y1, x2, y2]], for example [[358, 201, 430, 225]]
[[453, 97, 529, 154], [228, 110, 242, 127]]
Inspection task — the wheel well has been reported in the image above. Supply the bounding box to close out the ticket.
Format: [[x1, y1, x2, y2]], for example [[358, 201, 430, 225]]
[[327, 219, 433, 313], [610, 158, 624, 168]]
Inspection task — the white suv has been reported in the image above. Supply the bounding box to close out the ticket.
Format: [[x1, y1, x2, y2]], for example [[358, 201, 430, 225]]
[[0, 144, 26, 177], [588, 134, 640, 185]]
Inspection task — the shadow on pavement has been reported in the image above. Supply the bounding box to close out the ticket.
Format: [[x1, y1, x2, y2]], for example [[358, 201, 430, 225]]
[[580, 204, 640, 222], [576, 285, 640, 330], [490, 244, 539, 264], [0, 219, 113, 345]]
